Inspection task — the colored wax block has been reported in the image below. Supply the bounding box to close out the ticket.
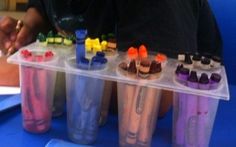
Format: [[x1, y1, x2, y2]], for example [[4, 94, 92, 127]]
[[198, 73, 210, 147], [127, 47, 138, 60], [75, 29, 87, 64], [66, 57, 105, 144], [85, 38, 92, 52], [77, 57, 90, 70], [101, 41, 107, 50], [91, 56, 107, 70], [138, 44, 148, 59]]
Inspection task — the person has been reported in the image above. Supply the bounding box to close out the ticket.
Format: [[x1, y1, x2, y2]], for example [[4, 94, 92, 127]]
[[0, 0, 222, 116]]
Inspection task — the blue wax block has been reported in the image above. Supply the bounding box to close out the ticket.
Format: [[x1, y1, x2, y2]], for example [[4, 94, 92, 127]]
[[75, 29, 87, 40], [96, 51, 105, 58], [75, 29, 87, 64], [91, 56, 107, 70], [77, 57, 89, 70]]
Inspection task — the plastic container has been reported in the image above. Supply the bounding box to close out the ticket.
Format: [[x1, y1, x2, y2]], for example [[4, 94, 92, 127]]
[[173, 65, 223, 147], [99, 80, 113, 126], [7, 42, 230, 146], [45, 139, 93, 147], [117, 82, 162, 147], [173, 93, 219, 147], [19, 49, 57, 133], [65, 57, 105, 144], [52, 71, 66, 117]]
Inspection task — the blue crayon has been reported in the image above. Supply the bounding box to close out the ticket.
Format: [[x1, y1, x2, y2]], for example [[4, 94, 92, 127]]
[[75, 29, 87, 64], [91, 56, 107, 70], [78, 57, 90, 70]]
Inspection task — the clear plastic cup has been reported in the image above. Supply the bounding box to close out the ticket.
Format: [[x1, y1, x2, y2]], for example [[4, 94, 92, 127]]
[[117, 82, 162, 147], [65, 58, 105, 144], [173, 92, 219, 147], [52, 72, 66, 117], [20, 50, 57, 133], [99, 80, 114, 126]]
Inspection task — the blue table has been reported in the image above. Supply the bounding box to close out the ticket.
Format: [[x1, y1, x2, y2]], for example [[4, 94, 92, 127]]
[[0, 85, 235, 147]]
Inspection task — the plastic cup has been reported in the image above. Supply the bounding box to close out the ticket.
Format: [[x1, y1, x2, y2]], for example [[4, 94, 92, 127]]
[[173, 92, 219, 147], [52, 72, 66, 117], [99, 80, 113, 126], [20, 51, 57, 133], [117, 82, 162, 147], [65, 58, 105, 144]]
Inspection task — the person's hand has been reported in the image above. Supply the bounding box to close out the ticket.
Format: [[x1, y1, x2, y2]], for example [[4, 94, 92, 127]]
[[0, 16, 35, 55]]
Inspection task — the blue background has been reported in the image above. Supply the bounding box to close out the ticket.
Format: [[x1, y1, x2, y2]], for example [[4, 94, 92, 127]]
[[209, 0, 236, 84]]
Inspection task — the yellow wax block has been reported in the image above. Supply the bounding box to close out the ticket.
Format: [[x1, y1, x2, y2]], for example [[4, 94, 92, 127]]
[[40, 41, 48, 46], [85, 38, 92, 45], [55, 38, 63, 44], [63, 39, 72, 46], [101, 41, 107, 50], [47, 38, 54, 43], [92, 38, 100, 46], [85, 44, 92, 52], [93, 44, 102, 53]]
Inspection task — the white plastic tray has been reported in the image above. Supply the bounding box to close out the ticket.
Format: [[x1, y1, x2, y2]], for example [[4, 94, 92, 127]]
[[7, 42, 230, 100]]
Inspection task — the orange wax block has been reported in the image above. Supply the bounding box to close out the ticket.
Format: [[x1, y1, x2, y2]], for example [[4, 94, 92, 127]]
[[127, 47, 138, 60], [155, 53, 167, 63], [139, 45, 148, 59]]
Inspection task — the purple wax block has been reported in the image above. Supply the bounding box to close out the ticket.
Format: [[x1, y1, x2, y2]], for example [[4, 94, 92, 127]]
[[185, 71, 198, 146], [175, 64, 183, 75], [176, 67, 190, 85], [174, 65, 189, 146], [210, 73, 221, 89], [198, 73, 210, 147]]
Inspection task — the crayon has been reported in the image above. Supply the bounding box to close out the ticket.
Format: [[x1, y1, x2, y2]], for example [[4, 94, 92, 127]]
[[119, 59, 137, 146], [125, 86, 143, 145], [211, 56, 221, 68], [198, 73, 210, 147], [75, 29, 87, 64], [137, 87, 161, 147], [192, 53, 201, 68], [99, 81, 113, 126], [184, 53, 193, 69], [174, 65, 189, 146], [185, 71, 198, 146], [20, 51, 55, 133], [201, 57, 211, 70], [210, 73, 221, 89]]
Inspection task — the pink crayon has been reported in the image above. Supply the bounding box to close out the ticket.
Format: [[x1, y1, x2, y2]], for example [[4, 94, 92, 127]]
[[198, 73, 210, 147], [185, 71, 198, 146], [174, 65, 189, 146]]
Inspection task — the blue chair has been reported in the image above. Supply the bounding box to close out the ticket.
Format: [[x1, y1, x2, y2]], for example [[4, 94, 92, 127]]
[[209, 0, 236, 85]]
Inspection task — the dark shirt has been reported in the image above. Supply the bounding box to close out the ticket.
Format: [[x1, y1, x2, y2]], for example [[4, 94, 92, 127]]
[[28, 0, 222, 58]]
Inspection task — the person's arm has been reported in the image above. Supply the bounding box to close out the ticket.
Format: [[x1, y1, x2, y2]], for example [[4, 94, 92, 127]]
[[197, 0, 223, 58], [0, 0, 51, 54]]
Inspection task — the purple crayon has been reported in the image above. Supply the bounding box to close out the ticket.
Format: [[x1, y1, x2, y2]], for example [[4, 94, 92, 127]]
[[198, 73, 210, 147], [210, 73, 221, 89], [174, 65, 189, 146], [185, 71, 198, 146], [175, 66, 190, 85]]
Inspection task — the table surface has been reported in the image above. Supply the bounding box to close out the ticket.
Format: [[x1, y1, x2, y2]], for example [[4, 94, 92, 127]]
[[0, 85, 236, 147]]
